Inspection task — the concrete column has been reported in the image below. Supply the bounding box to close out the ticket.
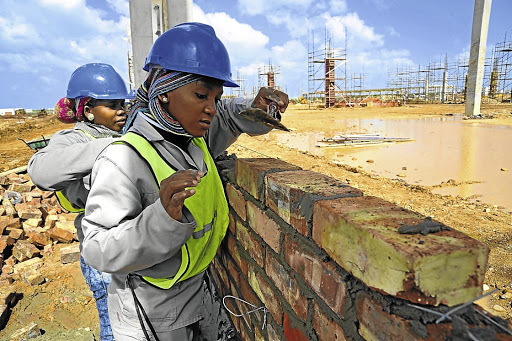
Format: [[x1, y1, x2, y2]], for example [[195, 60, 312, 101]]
[[129, 0, 192, 89], [166, 0, 192, 28], [465, 0, 492, 117]]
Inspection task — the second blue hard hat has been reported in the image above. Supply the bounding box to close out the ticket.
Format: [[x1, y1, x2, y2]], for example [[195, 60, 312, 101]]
[[144, 22, 239, 87], [67, 63, 133, 99]]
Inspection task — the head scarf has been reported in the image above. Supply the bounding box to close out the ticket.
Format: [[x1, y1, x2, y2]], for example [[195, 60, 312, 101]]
[[54, 97, 91, 123], [124, 68, 202, 135]]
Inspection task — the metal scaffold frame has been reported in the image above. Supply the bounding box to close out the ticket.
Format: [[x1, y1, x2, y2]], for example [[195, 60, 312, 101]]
[[307, 28, 347, 108], [490, 38, 512, 102]]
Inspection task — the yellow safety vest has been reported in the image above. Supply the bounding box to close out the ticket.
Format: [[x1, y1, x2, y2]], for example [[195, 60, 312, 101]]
[[55, 129, 96, 213], [117, 132, 229, 290]]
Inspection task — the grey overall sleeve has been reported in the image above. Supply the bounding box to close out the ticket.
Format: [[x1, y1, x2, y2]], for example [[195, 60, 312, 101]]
[[27, 129, 113, 191], [81, 144, 196, 276], [208, 97, 273, 158]]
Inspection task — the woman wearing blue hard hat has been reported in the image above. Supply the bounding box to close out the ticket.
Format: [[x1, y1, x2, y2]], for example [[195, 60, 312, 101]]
[[28, 62, 134, 341], [80, 22, 288, 340]]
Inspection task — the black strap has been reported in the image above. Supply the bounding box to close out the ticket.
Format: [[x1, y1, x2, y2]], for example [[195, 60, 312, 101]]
[[127, 274, 160, 341]]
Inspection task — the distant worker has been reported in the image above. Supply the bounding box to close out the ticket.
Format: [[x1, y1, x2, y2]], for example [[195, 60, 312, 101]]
[[28, 62, 133, 341], [80, 22, 288, 340]]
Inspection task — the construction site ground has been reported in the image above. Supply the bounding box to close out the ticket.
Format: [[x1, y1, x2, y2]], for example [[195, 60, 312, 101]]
[[0, 103, 511, 339]]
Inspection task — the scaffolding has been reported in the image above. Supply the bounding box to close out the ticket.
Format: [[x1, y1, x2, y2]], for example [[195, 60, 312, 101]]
[[224, 71, 248, 98], [258, 62, 281, 90], [490, 38, 512, 102], [307, 28, 347, 108]]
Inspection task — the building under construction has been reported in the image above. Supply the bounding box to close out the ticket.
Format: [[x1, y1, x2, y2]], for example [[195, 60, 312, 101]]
[[307, 31, 512, 106]]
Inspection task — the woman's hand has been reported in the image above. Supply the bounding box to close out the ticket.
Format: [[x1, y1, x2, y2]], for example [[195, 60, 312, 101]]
[[159, 170, 204, 221], [251, 87, 289, 114]]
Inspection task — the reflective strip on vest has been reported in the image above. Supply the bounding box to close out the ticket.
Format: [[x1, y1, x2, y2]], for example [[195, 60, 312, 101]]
[[54, 129, 96, 213], [118, 132, 229, 290]]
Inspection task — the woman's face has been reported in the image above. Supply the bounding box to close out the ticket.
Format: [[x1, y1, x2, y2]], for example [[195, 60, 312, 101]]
[[159, 79, 224, 137], [85, 99, 126, 132]]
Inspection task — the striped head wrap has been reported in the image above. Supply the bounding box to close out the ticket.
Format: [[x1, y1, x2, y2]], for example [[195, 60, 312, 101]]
[[54, 97, 91, 123], [124, 69, 202, 135]]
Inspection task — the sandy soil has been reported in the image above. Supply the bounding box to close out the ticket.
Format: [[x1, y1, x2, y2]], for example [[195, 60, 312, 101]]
[[0, 103, 510, 339]]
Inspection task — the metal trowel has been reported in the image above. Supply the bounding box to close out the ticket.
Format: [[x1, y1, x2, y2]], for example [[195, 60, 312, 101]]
[[238, 102, 290, 132]]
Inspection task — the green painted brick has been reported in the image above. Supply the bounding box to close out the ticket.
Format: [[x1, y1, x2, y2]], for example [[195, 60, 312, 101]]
[[313, 196, 489, 306], [235, 158, 301, 201]]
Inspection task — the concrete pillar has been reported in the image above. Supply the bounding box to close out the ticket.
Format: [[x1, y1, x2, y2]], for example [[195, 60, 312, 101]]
[[465, 0, 492, 117], [129, 0, 192, 89]]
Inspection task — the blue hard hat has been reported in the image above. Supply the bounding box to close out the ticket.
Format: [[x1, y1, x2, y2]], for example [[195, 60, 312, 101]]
[[143, 22, 239, 87], [67, 63, 133, 99]]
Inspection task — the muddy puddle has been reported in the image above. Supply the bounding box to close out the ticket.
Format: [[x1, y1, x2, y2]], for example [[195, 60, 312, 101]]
[[274, 115, 512, 212]]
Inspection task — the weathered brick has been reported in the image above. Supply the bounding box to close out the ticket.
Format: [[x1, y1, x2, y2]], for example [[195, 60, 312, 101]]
[[0, 176, 9, 186], [0, 216, 21, 230], [8, 183, 32, 193], [236, 221, 264, 267], [235, 158, 301, 201], [60, 244, 80, 264], [312, 302, 347, 341], [0, 236, 15, 253], [48, 227, 74, 243], [237, 276, 260, 329], [313, 196, 489, 306], [246, 201, 281, 253], [266, 322, 282, 341], [20, 267, 45, 286], [2, 200, 15, 216], [283, 313, 309, 341], [226, 256, 240, 288], [27, 230, 52, 247], [22, 218, 42, 230], [284, 235, 346, 316], [266, 253, 308, 320], [54, 220, 77, 235], [13, 257, 43, 275], [58, 213, 79, 222], [227, 233, 248, 277], [248, 265, 283, 326], [228, 212, 236, 235], [265, 170, 362, 236], [8, 228, 24, 240], [12, 240, 40, 262], [225, 183, 247, 220], [15, 204, 42, 220], [356, 291, 451, 341]]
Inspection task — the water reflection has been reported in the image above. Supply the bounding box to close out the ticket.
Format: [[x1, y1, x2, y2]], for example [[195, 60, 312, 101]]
[[275, 115, 512, 211]]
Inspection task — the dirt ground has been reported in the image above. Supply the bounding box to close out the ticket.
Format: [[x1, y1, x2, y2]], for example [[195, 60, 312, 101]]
[[0, 103, 511, 339]]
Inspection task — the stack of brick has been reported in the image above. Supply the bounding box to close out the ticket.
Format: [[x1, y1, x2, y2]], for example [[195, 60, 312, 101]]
[[0, 171, 80, 331], [210, 157, 512, 341]]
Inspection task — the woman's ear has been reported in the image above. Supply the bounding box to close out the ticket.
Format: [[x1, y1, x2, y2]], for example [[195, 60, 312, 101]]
[[157, 94, 168, 103], [84, 105, 94, 122]]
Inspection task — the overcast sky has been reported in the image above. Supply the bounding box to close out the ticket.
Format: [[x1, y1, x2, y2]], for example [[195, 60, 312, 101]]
[[0, 0, 510, 109]]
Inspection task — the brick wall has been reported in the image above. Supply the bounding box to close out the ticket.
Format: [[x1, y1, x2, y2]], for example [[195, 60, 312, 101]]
[[211, 157, 512, 341]]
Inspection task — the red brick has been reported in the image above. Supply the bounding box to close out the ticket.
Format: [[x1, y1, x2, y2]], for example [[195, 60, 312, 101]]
[[0, 216, 21, 231], [60, 244, 80, 264], [265, 170, 362, 236], [313, 196, 489, 306], [48, 227, 74, 243], [248, 267, 283, 326], [226, 257, 240, 288], [228, 212, 236, 235], [235, 221, 264, 267], [225, 183, 247, 220], [235, 158, 301, 201], [283, 313, 309, 341], [237, 276, 262, 329], [266, 253, 308, 320], [27, 231, 52, 247], [356, 292, 451, 340], [12, 240, 40, 262], [246, 201, 281, 253], [226, 234, 248, 277], [284, 236, 346, 316], [312, 302, 346, 341]]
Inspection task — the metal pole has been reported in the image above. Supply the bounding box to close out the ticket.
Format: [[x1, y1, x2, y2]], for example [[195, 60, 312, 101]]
[[465, 0, 492, 117]]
